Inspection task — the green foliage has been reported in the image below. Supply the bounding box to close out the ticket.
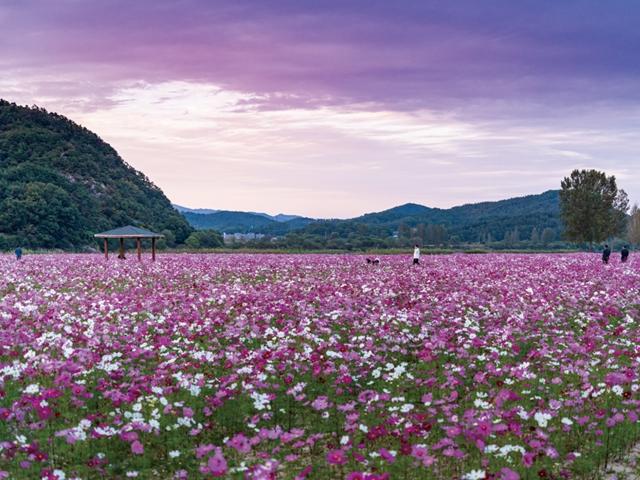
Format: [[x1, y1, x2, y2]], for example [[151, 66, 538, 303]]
[[276, 191, 562, 250], [182, 210, 314, 235], [530, 227, 540, 244], [0, 182, 87, 248], [541, 227, 556, 246], [628, 204, 640, 246], [185, 229, 224, 249], [184, 191, 568, 251], [156, 229, 177, 250], [560, 169, 629, 245], [0, 100, 193, 249], [183, 211, 273, 232], [182, 191, 563, 250]]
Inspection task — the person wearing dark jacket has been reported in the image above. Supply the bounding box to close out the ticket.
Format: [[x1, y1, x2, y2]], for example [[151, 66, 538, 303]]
[[602, 244, 611, 264], [15, 247, 22, 261], [621, 245, 630, 263]]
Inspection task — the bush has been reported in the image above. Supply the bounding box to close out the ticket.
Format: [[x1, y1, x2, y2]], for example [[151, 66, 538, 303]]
[[185, 229, 223, 249]]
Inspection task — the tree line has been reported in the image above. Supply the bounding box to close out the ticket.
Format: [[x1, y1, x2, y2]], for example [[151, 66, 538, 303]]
[[559, 169, 637, 248], [210, 169, 639, 251]]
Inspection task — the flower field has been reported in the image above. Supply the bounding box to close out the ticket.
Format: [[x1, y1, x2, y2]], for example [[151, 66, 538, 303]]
[[1, 253, 640, 479]]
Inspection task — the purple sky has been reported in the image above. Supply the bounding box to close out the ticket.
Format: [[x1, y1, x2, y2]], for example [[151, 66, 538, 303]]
[[1, 0, 639, 217]]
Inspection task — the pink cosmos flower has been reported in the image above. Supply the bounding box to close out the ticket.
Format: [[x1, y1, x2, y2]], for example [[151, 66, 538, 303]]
[[411, 445, 435, 466], [346, 473, 365, 480], [227, 433, 251, 454], [311, 396, 330, 411], [199, 448, 227, 477], [326, 449, 347, 465], [500, 467, 520, 480], [295, 465, 313, 479], [379, 448, 395, 463], [121, 431, 138, 442], [195, 444, 215, 459], [523, 451, 535, 467], [474, 420, 492, 439], [131, 440, 144, 455]]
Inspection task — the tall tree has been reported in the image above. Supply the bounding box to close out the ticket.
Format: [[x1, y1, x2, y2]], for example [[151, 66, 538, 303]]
[[416, 223, 426, 243], [503, 230, 513, 245], [435, 225, 448, 245], [628, 204, 640, 246], [559, 169, 629, 246], [530, 227, 540, 244], [397, 222, 411, 239], [541, 227, 555, 246]]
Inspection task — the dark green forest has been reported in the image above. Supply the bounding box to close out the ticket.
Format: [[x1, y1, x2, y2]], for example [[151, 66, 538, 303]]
[[184, 191, 566, 250], [0, 100, 192, 249], [0, 100, 573, 252]]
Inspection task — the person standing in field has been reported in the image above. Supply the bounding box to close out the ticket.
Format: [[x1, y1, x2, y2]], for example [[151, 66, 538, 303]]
[[602, 244, 611, 264], [413, 244, 420, 265], [621, 245, 630, 263], [15, 247, 22, 261]]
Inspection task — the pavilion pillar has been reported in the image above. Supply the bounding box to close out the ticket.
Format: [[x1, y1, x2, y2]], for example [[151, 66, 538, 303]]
[[136, 238, 142, 261], [152, 237, 156, 261], [104, 238, 108, 259], [119, 238, 125, 259]]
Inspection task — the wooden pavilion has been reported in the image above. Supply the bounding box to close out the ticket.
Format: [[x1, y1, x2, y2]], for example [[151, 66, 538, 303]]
[[94, 226, 164, 261]]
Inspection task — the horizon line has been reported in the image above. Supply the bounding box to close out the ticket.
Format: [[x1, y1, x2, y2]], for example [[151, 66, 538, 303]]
[[173, 188, 560, 220]]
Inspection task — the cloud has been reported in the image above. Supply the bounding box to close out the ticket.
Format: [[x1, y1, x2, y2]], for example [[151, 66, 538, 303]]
[[1, 1, 639, 215], [2, 0, 640, 114], [14, 80, 629, 217]]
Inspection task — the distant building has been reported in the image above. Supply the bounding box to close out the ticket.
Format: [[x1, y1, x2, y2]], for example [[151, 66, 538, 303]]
[[223, 232, 265, 244]]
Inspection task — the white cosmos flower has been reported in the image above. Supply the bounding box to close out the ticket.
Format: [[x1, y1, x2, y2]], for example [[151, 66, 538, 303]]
[[534, 412, 552, 428], [463, 470, 486, 480], [24, 384, 40, 394]]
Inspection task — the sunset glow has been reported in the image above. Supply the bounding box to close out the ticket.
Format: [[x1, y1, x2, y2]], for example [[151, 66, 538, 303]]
[[1, 1, 639, 216]]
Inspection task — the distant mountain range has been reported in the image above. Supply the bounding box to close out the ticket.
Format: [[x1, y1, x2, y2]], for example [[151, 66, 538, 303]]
[[176, 190, 562, 243], [173, 205, 305, 223], [174, 206, 315, 235]]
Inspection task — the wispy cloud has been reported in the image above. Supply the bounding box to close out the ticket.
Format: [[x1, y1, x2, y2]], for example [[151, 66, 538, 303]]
[[11, 81, 627, 216], [1, 0, 639, 215]]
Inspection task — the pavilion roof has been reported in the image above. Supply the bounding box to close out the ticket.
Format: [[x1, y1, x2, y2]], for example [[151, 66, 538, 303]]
[[94, 225, 164, 238]]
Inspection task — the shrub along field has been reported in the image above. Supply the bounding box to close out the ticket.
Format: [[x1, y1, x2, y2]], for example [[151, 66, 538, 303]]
[[0, 253, 639, 479]]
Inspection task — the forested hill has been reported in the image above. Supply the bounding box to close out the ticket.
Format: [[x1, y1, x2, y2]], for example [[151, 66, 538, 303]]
[[0, 100, 193, 249], [353, 190, 560, 233], [291, 190, 562, 245], [182, 190, 562, 246], [179, 210, 315, 234]]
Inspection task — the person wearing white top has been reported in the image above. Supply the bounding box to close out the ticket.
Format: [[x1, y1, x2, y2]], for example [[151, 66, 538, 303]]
[[413, 245, 420, 265]]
